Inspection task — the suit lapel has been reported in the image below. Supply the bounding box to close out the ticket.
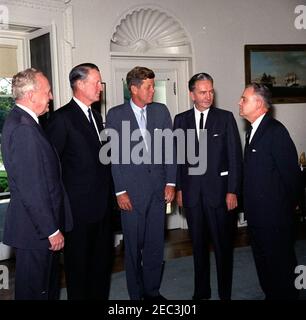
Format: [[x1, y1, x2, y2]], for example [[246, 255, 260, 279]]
[[14, 105, 60, 167], [69, 99, 101, 146], [186, 108, 196, 130], [249, 113, 271, 147], [146, 104, 154, 134], [186, 107, 216, 148], [15, 106, 46, 137], [204, 107, 217, 132], [183, 108, 200, 156], [92, 108, 103, 132], [244, 113, 271, 159], [125, 102, 139, 132]]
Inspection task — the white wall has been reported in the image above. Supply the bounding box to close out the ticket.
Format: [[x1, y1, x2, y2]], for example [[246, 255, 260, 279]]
[[1, 0, 71, 104], [3, 0, 306, 154], [70, 0, 306, 155]]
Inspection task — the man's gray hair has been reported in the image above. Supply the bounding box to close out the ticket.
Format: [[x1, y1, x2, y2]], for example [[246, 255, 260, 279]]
[[12, 68, 42, 100], [247, 83, 272, 109]]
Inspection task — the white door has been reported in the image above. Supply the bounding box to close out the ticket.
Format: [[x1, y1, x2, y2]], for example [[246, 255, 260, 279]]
[[111, 58, 189, 229]]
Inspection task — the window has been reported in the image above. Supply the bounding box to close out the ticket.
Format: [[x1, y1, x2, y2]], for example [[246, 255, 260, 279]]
[[0, 43, 19, 194], [0, 78, 13, 193]]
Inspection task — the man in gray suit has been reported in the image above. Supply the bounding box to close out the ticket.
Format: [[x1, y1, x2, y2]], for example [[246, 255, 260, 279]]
[[1, 68, 73, 299], [106, 66, 176, 300]]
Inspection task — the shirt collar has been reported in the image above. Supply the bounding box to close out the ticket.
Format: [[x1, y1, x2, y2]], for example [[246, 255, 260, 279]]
[[130, 99, 147, 115], [16, 103, 39, 124], [251, 113, 266, 131], [73, 96, 92, 116], [193, 105, 210, 119], [193, 105, 210, 117]]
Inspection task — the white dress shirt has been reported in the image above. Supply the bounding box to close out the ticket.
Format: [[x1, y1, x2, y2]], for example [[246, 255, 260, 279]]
[[249, 113, 266, 143], [73, 96, 100, 140], [16, 104, 39, 124], [130, 99, 148, 147], [116, 99, 175, 196], [194, 106, 210, 139]]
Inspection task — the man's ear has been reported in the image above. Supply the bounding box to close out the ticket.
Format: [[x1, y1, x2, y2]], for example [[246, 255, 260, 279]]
[[75, 79, 84, 91], [130, 85, 138, 96], [27, 90, 35, 103], [256, 96, 264, 110], [189, 91, 195, 102]]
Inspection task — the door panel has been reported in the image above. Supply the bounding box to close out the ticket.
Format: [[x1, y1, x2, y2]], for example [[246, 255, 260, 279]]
[[27, 24, 60, 109]]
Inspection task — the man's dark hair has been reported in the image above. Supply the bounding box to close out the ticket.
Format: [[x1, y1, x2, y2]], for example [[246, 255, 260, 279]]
[[126, 66, 155, 92], [247, 82, 272, 109], [69, 63, 100, 90], [188, 72, 214, 92]]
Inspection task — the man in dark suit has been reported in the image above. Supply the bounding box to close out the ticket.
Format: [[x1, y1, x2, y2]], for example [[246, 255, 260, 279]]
[[106, 66, 176, 300], [1, 68, 73, 300], [46, 63, 113, 300], [239, 83, 301, 300], [174, 72, 242, 300]]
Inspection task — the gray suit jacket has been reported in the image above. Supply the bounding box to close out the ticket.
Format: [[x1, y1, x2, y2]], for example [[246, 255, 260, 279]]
[[106, 101, 176, 205], [1, 106, 73, 250]]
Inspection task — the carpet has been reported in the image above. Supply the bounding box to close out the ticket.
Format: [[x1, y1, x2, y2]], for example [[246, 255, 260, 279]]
[[60, 240, 306, 300]]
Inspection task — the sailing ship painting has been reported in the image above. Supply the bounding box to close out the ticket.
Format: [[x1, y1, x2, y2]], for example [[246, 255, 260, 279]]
[[285, 73, 300, 87], [245, 45, 306, 103]]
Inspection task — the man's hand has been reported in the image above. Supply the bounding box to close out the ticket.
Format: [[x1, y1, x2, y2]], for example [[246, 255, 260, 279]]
[[49, 231, 64, 251], [164, 185, 175, 203], [117, 192, 133, 211], [226, 193, 238, 211], [176, 190, 183, 207]]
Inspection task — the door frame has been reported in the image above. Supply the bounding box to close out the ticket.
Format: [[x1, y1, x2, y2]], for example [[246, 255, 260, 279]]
[[110, 57, 191, 229], [111, 57, 191, 114], [0, 23, 60, 107], [26, 24, 60, 108]]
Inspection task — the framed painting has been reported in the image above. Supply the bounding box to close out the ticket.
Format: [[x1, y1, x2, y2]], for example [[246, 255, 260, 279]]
[[245, 44, 306, 103]]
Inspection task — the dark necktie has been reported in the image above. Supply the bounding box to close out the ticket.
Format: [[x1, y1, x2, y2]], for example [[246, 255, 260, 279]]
[[88, 108, 96, 131], [88, 108, 101, 144], [199, 112, 204, 130], [245, 125, 253, 146]]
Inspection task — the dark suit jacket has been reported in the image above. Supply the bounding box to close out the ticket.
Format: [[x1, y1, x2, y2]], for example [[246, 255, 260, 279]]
[[1, 106, 73, 250], [243, 113, 302, 228], [106, 101, 176, 205], [174, 107, 242, 208], [46, 99, 112, 225]]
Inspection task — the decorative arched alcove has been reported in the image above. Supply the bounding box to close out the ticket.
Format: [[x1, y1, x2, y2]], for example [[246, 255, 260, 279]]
[[110, 8, 191, 55]]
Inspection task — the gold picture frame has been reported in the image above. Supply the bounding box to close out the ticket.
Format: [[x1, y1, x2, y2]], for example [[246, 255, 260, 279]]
[[245, 44, 306, 104]]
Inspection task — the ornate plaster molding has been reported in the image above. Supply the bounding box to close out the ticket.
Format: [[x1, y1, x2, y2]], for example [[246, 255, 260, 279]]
[[111, 8, 191, 54], [1, 0, 67, 12]]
